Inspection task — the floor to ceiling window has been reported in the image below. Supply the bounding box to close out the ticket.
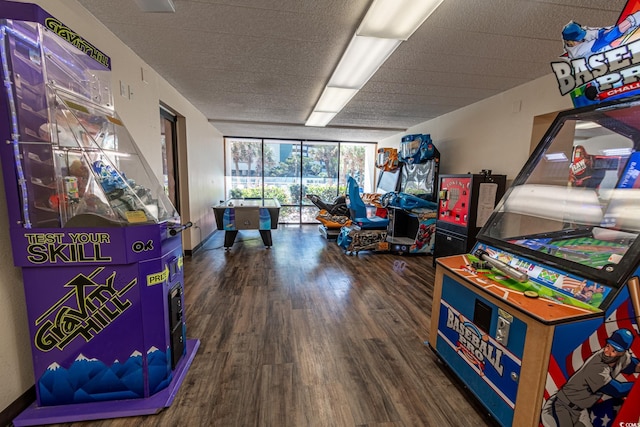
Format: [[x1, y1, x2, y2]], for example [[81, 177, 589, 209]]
[[339, 142, 377, 192], [224, 137, 377, 224]]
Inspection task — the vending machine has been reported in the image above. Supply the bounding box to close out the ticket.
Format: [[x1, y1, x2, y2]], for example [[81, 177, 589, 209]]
[[433, 172, 506, 261], [0, 2, 199, 425]]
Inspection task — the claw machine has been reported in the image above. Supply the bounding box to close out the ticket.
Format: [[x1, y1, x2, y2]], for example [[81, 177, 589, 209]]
[[428, 4, 640, 426], [0, 2, 199, 425]]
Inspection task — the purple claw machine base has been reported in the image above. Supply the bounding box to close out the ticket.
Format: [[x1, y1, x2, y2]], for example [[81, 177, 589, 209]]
[[13, 339, 200, 426]]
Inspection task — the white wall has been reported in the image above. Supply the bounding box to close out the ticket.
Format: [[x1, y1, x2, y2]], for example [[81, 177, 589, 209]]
[[0, 0, 224, 412], [379, 74, 574, 180]]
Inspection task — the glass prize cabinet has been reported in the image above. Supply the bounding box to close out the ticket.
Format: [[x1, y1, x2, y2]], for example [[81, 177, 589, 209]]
[[429, 96, 640, 426], [0, 2, 199, 425]]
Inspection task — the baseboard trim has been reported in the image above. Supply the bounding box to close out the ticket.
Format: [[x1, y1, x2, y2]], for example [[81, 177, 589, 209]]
[[185, 229, 217, 256], [1, 386, 35, 427]]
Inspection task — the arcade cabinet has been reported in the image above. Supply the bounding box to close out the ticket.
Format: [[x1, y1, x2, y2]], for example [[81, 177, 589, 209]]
[[0, 2, 199, 425], [433, 171, 506, 262], [307, 146, 399, 242], [429, 94, 640, 427], [336, 148, 401, 254], [385, 134, 441, 255], [337, 175, 390, 255], [398, 133, 440, 202], [376, 168, 402, 194], [306, 194, 350, 240]]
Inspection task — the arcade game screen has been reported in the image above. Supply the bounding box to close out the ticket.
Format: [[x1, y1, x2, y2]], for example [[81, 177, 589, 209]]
[[376, 168, 401, 194], [478, 97, 640, 287], [401, 161, 438, 199]]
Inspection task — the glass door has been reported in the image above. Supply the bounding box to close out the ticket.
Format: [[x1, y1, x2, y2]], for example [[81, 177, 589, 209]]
[[263, 139, 302, 223], [302, 141, 340, 222]]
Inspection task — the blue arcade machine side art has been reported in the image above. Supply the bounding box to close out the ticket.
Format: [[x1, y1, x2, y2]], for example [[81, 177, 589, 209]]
[[429, 2, 640, 426], [0, 2, 199, 425]]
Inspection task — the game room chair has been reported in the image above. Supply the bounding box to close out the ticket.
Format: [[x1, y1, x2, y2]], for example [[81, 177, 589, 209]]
[[346, 176, 389, 230]]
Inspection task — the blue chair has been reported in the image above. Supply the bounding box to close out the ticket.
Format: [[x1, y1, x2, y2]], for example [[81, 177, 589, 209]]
[[346, 176, 388, 229]]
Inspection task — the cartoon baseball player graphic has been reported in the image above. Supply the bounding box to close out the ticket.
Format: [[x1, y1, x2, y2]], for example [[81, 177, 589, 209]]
[[541, 328, 640, 427], [551, 1, 640, 103], [562, 11, 640, 60]]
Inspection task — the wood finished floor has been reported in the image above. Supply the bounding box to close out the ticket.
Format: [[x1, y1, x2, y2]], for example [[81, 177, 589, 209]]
[[49, 225, 495, 427]]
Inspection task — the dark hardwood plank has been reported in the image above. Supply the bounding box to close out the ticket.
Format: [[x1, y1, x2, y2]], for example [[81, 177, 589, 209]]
[[45, 225, 495, 427]]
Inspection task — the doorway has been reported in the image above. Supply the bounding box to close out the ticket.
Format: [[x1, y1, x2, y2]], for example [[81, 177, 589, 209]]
[[160, 107, 180, 214]]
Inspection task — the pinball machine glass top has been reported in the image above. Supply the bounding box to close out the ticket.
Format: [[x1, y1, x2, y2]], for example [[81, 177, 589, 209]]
[[477, 97, 640, 286]]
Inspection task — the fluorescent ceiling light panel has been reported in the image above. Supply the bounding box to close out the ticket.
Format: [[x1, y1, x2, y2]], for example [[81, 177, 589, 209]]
[[305, 111, 337, 127], [601, 147, 633, 156], [357, 0, 444, 40], [134, 0, 176, 13], [544, 152, 568, 162], [328, 36, 401, 89], [574, 121, 601, 130], [315, 87, 359, 113], [306, 0, 443, 127]]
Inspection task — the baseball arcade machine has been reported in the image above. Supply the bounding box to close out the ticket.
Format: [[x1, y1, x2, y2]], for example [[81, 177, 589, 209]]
[[428, 3, 640, 427], [0, 2, 199, 425]]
